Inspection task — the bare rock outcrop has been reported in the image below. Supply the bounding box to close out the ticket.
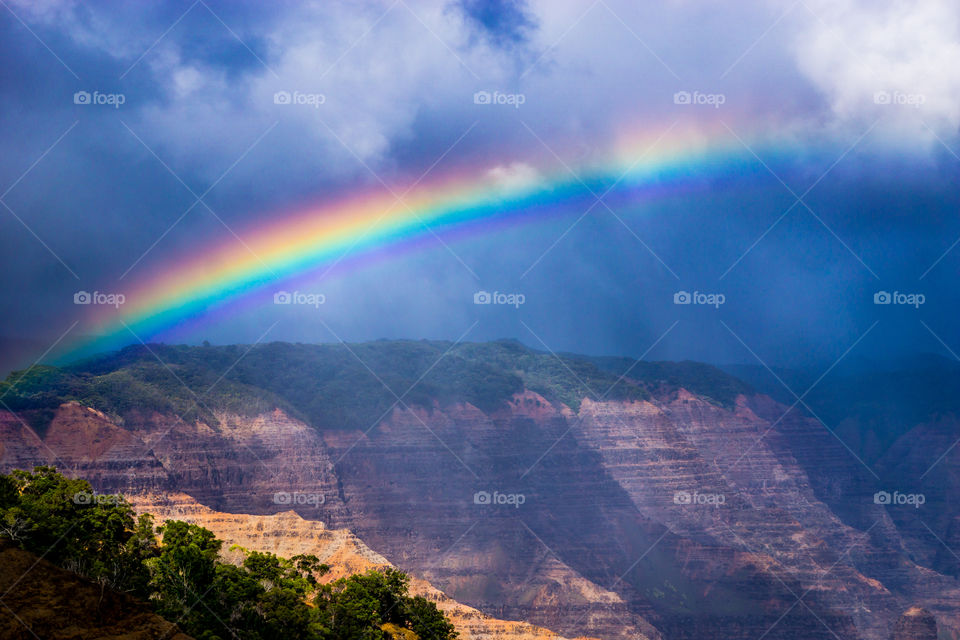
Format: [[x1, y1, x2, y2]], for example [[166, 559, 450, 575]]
[[890, 607, 937, 640]]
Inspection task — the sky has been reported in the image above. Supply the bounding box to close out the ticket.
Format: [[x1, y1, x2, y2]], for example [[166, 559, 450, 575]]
[[1, 0, 959, 374]]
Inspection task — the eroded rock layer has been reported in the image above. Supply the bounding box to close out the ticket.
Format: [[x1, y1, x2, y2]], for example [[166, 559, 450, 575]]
[[2, 379, 958, 639]]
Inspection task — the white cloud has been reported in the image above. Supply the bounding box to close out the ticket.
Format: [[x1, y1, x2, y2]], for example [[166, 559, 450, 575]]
[[12, 0, 958, 175], [9, 0, 527, 183], [485, 162, 541, 193], [792, 0, 960, 140], [8, 0, 160, 58], [132, 1, 523, 184]]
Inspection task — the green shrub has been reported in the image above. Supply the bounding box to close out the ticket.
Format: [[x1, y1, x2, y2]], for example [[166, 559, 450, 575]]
[[0, 467, 456, 640]]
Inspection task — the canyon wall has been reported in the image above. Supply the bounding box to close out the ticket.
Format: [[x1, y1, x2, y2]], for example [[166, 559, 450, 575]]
[[1, 381, 955, 640]]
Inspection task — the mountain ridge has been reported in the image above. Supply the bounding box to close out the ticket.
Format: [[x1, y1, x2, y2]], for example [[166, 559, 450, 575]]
[[2, 339, 750, 433]]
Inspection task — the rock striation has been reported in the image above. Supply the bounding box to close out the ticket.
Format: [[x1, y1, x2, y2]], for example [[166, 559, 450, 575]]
[[1, 344, 956, 640]]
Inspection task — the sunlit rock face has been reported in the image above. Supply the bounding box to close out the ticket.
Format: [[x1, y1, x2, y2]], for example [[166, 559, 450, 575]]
[[127, 492, 593, 640]]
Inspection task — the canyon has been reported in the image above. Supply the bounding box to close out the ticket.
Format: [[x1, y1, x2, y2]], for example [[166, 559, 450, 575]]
[[0, 341, 957, 640]]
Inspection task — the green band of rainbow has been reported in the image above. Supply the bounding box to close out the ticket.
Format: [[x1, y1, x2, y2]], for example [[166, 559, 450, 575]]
[[62, 122, 824, 361]]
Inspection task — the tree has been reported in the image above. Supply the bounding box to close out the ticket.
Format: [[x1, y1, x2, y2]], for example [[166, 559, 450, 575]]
[[404, 596, 456, 640], [317, 568, 455, 640], [0, 466, 156, 595], [0, 468, 456, 640], [147, 520, 223, 634], [148, 526, 331, 640]]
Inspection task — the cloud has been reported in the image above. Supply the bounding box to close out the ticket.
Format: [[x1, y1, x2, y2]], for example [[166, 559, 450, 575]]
[[122, 1, 536, 187], [7, 0, 532, 182], [7, 0, 171, 59], [485, 161, 540, 192], [792, 0, 960, 140]]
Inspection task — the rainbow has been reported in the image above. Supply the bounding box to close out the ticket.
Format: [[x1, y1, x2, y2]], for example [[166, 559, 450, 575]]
[[62, 120, 824, 361]]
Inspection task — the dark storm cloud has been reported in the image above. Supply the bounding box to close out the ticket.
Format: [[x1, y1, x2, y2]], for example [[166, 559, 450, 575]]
[[0, 0, 958, 376]]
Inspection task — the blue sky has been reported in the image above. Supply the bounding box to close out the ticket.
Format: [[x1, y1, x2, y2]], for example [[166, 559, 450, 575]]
[[1, 0, 959, 372]]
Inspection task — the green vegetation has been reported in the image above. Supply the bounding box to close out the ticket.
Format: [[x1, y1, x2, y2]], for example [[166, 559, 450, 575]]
[[451, 340, 650, 410], [586, 356, 753, 408], [0, 339, 752, 434], [0, 467, 457, 640], [0, 465, 155, 594]]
